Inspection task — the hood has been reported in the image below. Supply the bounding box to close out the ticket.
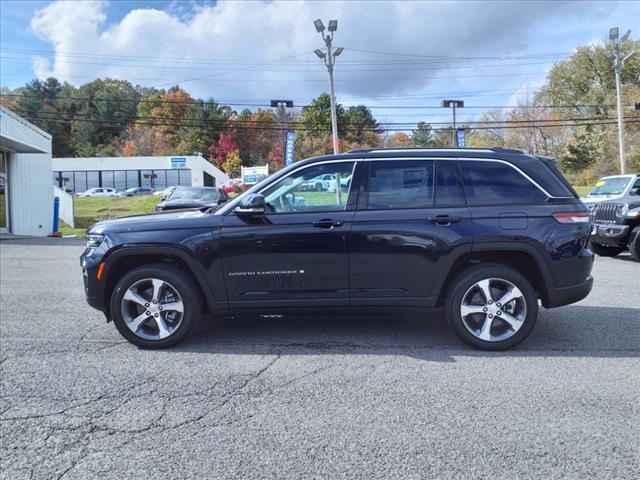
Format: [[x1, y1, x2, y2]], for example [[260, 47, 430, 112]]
[[599, 195, 640, 206], [88, 209, 223, 234], [159, 199, 218, 209]]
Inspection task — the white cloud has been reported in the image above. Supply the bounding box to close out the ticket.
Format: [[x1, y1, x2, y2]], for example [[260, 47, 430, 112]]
[[29, 0, 609, 104]]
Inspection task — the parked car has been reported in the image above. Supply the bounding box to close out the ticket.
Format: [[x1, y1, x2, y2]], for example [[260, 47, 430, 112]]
[[589, 191, 640, 261], [155, 186, 228, 212], [81, 148, 593, 350], [300, 173, 337, 191], [76, 188, 117, 198], [155, 186, 177, 201], [581, 173, 640, 210], [118, 187, 154, 197]]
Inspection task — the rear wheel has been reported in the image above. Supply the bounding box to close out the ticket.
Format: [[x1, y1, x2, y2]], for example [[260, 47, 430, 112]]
[[110, 264, 200, 348], [589, 240, 625, 257], [628, 227, 640, 261], [445, 264, 538, 351]]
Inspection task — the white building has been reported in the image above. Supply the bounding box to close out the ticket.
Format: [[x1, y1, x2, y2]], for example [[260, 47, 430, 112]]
[[52, 155, 229, 194], [0, 106, 53, 236]]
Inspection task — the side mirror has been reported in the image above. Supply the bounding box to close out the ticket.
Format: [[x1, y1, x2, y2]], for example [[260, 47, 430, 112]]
[[630, 188, 639, 196], [235, 193, 266, 216]]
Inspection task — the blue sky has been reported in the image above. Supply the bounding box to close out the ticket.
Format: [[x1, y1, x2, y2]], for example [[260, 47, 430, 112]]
[[1, 0, 638, 127]]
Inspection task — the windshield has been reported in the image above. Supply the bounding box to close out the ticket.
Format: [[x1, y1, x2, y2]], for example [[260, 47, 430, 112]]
[[170, 187, 218, 201], [588, 176, 632, 196]]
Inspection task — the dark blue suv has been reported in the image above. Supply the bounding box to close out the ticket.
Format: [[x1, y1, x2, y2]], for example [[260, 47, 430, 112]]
[[81, 148, 593, 350]]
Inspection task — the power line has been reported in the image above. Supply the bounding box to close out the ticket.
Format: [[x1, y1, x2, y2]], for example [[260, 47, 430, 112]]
[[3, 94, 633, 111], [16, 112, 638, 133]]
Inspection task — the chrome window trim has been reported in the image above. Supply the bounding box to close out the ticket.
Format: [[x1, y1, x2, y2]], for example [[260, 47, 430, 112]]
[[218, 155, 572, 215]]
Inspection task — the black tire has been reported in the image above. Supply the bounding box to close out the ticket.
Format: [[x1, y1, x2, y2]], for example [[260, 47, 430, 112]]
[[589, 240, 625, 257], [628, 227, 640, 261], [110, 263, 200, 348], [315, 183, 323, 191], [445, 264, 539, 351]]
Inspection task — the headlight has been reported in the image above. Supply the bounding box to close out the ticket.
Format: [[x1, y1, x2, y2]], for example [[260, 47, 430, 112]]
[[625, 207, 640, 218], [86, 234, 105, 248]]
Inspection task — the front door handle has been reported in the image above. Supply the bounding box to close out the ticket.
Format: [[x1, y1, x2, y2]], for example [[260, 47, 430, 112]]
[[428, 215, 462, 226], [312, 219, 345, 229]]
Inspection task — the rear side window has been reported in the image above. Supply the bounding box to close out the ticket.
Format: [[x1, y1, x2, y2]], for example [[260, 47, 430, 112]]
[[367, 160, 434, 209], [460, 160, 547, 206], [435, 161, 465, 206]]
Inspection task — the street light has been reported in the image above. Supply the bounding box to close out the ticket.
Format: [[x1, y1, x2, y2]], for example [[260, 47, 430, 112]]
[[442, 99, 464, 147], [313, 18, 343, 155], [609, 27, 635, 174], [270, 99, 294, 149]]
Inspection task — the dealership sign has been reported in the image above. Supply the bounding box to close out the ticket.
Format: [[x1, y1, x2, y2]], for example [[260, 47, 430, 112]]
[[170, 157, 187, 168], [241, 165, 269, 185], [456, 129, 466, 148]]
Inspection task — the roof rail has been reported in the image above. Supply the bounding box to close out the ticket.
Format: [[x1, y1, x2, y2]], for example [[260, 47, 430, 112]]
[[347, 147, 497, 154]]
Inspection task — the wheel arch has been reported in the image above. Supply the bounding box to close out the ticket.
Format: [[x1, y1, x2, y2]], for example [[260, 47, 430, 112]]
[[435, 245, 552, 307], [102, 246, 217, 319]]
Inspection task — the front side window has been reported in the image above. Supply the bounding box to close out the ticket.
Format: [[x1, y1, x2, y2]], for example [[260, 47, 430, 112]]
[[262, 162, 355, 214], [367, 160, 434, 210], [460, 160, 547, 205]]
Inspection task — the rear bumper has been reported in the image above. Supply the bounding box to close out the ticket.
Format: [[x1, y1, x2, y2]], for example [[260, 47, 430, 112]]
[[543, 275, 593, 308]]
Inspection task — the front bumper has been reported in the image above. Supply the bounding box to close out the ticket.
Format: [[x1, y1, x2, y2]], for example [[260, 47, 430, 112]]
[[590, 223, 630, 247]]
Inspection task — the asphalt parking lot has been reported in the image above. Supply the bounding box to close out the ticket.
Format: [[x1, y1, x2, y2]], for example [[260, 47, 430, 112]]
[[0, 238, 639, 480]]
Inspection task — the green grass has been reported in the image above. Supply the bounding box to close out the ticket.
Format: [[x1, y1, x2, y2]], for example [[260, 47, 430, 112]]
[[69, 195, 160, 234], [573, 186, 591, 197]]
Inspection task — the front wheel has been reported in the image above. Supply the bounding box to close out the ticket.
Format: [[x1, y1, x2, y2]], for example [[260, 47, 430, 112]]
[[445, 264, 538, 351], [589, 240, 625, 257], [110, 264, 200, 348]]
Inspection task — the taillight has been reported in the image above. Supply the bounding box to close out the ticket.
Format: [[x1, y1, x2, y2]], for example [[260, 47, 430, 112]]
[[552, 212, 591, 224]]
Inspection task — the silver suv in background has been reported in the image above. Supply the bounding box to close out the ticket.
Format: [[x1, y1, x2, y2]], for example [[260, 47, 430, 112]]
[[582, 174, 640, 209]]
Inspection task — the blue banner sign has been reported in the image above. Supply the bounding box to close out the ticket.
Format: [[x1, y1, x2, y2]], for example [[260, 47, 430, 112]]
[[284, 131, 296, 166], [456, 129, 466, 148]]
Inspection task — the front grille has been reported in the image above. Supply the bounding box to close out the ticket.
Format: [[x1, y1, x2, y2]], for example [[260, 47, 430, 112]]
[[593, 203, 622, 223]]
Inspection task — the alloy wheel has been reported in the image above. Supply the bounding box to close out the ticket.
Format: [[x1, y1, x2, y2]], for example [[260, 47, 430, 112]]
[[121, 278, 185, 341], [460, 278, 527, 342]]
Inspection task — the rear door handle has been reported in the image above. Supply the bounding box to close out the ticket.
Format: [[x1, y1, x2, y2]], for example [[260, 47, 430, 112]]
[[428, 215, 462, 226], [312, 219, 345, 229]]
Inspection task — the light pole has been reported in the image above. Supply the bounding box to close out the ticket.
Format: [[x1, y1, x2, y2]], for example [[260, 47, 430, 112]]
[[609, 27, 635, 174], [314, 19, 343, 154], [270, 99, 294, 141], [442, 100, 464, 147]]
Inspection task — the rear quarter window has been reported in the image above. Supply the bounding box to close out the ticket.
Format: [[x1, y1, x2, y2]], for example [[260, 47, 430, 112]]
[[460, 160, 547, 206]]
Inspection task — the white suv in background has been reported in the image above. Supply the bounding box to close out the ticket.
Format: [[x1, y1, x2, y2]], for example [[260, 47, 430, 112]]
[[582, 174, 640, 210], [76, 188, 118, 197]]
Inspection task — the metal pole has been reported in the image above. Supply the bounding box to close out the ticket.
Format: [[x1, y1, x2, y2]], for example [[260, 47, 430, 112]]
[[328, 65, 339, 155], [324, 35, 340, 155], [613, 45, 626, 174]]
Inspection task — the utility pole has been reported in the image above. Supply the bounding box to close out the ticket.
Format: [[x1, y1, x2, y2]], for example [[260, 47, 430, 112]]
[[442, 100, 464, 147], [314, 19, 344, 155], [609, 27, 635, 174]]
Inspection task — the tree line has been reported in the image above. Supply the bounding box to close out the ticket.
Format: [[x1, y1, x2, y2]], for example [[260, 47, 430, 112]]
[[1, 39, 638, 183]]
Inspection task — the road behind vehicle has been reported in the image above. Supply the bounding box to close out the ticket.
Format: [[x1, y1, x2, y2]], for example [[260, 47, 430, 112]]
[[118, 187, 154, 197], [76, 187, 117, 198], [81, 148, 593, 351], [581, 173, 640, 209], [155, 186, 228, 211]]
